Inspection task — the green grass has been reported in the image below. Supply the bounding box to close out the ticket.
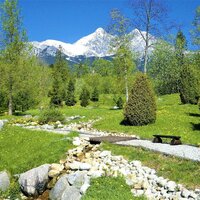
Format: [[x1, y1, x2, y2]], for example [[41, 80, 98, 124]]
[[27, 94, 200, 145], [82, 176, 146, 200], [102, 142, 200, 189], [0, 125, 75, 174]]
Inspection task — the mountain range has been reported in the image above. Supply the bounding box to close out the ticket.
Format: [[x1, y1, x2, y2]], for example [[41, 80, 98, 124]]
[[31, 27, 156, 65]]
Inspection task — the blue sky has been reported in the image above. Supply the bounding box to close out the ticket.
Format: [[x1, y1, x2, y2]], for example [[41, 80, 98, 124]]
[[15, 0, 200, 49]]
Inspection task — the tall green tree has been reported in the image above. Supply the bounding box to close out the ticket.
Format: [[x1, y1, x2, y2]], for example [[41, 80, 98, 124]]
[[179, 64, 200, 104], [109, 9, 135, 102], [91, 87, 99, 102], [124, 73, 156, 126], [191, 6, 200, 47], [149, 41, 180, 94], [175, 30, 187, 67], [0, 0, 26, 115], [80, 87, 90, 107], [91, 58, 113, 76], [49, 46, 69, 107], [113, 45, 135, 102], [65, 79, 76, 106]]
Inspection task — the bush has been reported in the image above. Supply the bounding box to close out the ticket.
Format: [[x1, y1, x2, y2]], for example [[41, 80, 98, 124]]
[[116, 97, 123, 109], [80, 87, 90, 107], [124, 73, 156, 126], [38, 108, 65, 124], [180, 64, 200, 104]]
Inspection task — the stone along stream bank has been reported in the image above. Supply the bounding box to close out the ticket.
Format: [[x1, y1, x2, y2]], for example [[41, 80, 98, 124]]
[[15, 137, 200, 200]]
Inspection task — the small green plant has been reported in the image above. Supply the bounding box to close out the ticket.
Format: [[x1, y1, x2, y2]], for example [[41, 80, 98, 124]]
[[0, 178, 21, 199], [124, 73, 156, 126], [38, 108, 65, 124], [116, 97, 123, 109]]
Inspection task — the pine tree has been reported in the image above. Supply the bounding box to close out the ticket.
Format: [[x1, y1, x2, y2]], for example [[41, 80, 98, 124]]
[[124, 73, 156, 126], [80, 87, 90, 107], [180, 64, 200, 104], [175, 30, 187, 67], [66, 79, 76, 106], [91, 87, 99, 102], [49, 46, 69, 107]]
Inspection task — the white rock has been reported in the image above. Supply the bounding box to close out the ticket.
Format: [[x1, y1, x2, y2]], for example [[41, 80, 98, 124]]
[[73, 137, 82, 146], [69, 161, 81, 170], [166, 181, 177, 192], [0, 171, 10, 192], [88, 170, 104, 178], [48, 170, 60, 178], [80, 183, 90, 194], [99, 151, 111, 158], [181, 188, 191, 198], [51, 163, 64, 171], [130, 160, 142, 168], [79, 163, 91, 170]]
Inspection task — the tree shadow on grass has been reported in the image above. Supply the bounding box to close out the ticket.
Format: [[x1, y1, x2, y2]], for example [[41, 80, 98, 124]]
[[188, 113, 200, 117], [191, 122, 200, 131], [120, 119, 130, 126]]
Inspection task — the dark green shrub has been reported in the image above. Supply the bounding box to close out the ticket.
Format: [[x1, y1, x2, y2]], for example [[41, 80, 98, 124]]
[[66, 79, 76, 106], [91, 87, 99, 102], [80, 87, 90, 107], [124, 73, 156, 126], [38, 108, 65, 124], [116, 97, 123, 109], [13, 90, 37, 112], [180, 64, 200, 104]]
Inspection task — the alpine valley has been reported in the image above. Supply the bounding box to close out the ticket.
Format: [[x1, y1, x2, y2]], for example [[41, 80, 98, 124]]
[[30, 27, 156, 65]]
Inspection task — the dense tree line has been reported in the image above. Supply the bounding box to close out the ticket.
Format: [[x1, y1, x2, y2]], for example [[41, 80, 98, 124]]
[[0, 0, 199, 117]]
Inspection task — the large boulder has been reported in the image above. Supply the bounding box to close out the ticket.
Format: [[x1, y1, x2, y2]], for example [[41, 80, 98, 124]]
[[49, 172, 89, 200], [18, 164, 50, 197], [0, 171, 10, 192], [49, 174, 70, 200]]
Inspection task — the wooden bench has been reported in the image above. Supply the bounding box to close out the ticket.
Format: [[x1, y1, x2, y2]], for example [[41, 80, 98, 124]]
[[153, 135, 182, 145]]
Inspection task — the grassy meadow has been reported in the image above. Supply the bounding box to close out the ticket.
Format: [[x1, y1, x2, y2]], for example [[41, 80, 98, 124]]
[[0, 93, 199, 198], [0, 126, 75, 174], [27, 93, 200, 145]]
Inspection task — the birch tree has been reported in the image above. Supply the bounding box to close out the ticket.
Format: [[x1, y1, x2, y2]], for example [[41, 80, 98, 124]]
[[129, 0, 168, 74], [109, 9, 135, 102]]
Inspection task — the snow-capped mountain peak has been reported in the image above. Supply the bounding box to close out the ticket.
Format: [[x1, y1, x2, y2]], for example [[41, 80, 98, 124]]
[[31, 27, 157, 64]]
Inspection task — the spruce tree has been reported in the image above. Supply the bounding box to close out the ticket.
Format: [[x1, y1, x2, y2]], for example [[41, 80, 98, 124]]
[[66, 79, 76, 106], [49, 46, 69, 107], [175, 30, 187, 67], [80, 87, 90, 107], [124, 73, 156, 126], [180, 64, 200, 104], [91, 87, 99, 102]]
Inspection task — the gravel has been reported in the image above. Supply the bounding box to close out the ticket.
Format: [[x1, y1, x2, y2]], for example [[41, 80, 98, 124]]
[[116, 139, 200, 162]]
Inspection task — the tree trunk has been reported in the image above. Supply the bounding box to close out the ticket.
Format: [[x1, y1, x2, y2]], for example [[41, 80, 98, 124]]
[[8, 90, 13, 115], [8, 76, 13, 115], [125, 68, 129, 102], [144, 46, 148, 74]]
